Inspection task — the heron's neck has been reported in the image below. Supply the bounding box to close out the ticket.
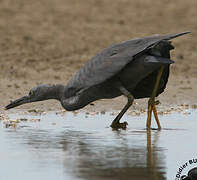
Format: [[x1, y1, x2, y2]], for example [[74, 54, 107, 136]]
[[47, 84, 65, 100]]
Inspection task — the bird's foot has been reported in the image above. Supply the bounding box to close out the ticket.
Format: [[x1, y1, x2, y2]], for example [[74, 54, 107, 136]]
[[110, 121, 128, 130], [147, 99, 162, 130]]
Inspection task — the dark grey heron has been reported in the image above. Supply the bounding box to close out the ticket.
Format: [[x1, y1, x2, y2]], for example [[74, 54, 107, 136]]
[[5, 32, 190, 130]]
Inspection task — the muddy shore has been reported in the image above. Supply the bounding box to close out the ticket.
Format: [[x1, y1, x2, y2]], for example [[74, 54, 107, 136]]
[[0, 0, 196, 113]]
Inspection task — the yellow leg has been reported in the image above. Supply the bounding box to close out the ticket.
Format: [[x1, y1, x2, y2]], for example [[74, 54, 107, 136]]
[[146, 66, 164, 130], [152, 104, 161, 130], [146, 103, 153, 129]]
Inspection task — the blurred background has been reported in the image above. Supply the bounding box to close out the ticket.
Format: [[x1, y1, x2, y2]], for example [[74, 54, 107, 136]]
[[0, 2, 196, 179], [0, 0, 196, 109]]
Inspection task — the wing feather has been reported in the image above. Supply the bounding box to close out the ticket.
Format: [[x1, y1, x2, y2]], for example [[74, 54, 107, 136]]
[[66, 32, 190, 91]]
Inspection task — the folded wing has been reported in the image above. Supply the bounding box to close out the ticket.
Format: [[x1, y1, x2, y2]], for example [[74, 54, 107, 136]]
[[66, 32, 190, 92]]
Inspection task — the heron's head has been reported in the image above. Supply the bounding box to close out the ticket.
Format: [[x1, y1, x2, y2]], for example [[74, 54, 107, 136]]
[[5, 84, 64, 110]]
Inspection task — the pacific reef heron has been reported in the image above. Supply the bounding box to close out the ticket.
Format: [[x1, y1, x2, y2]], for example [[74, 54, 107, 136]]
[[5, 32, 190, 130]]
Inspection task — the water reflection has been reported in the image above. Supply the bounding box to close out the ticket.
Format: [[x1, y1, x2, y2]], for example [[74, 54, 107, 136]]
[[0, 110, 196, 180], [61, 130, 165, 180]]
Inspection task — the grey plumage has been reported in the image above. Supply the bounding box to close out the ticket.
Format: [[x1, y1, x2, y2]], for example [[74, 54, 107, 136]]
[[62, 32, 189, 110], [5, 32, 190, 123], [66, 32, 188, 91]]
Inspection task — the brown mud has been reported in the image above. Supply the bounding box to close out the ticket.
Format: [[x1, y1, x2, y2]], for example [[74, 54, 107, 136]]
[[0, 0, 196, 113]]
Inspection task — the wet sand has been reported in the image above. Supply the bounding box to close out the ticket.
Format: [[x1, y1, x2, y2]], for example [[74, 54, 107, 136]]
[[0, 0, 197, 113]]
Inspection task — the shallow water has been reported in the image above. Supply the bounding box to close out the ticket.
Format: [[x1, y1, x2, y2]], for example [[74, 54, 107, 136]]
[[0, 110, 197, 180]]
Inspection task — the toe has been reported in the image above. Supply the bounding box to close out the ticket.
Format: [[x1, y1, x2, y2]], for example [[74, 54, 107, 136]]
[[120, 121, 128, 130]]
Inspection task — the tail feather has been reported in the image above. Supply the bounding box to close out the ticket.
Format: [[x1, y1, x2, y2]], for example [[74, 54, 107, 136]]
[[161, 31, 191, 40], [145, 56, 174, 65]]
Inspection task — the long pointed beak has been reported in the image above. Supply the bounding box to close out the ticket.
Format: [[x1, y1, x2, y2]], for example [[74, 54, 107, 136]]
[[5, 96, 31, 110]]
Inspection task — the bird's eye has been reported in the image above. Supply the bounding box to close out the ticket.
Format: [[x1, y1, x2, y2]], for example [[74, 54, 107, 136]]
[[29, 90, 34, 96]]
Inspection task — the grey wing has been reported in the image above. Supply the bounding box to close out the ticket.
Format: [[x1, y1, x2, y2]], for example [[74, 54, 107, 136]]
[[66, 53, 132, 91], [66, 31, 190, 91]]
